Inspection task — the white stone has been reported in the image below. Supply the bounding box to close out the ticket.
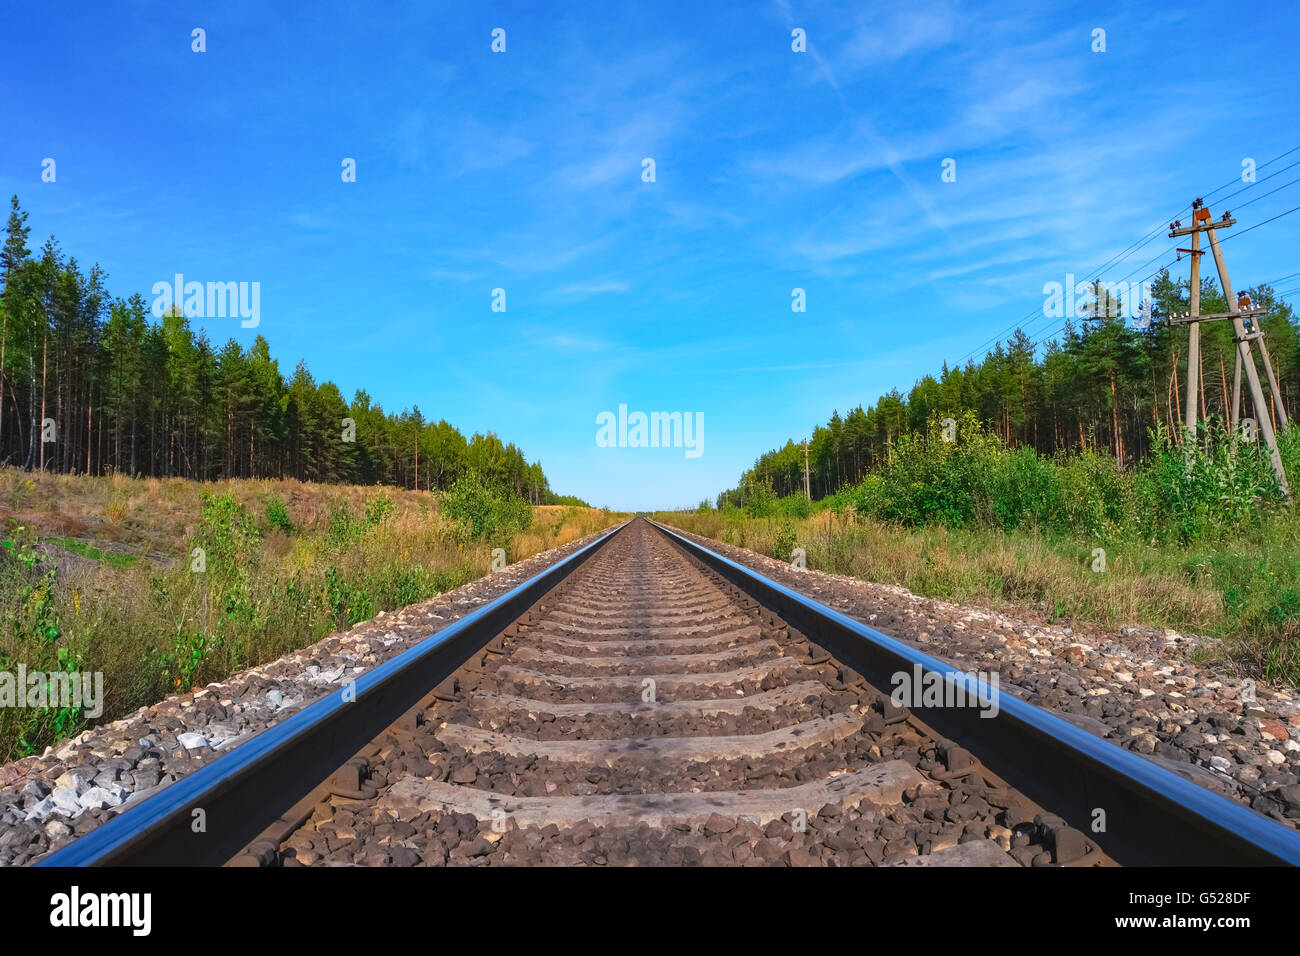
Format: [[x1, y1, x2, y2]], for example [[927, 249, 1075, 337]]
[[51, 787, 83, 814], [54, 771, 90, 794], [78, 786, 123, 811], [24, 796, 55, 821], [1265, 750, 1286, 765], [177, 732, 209, 750]]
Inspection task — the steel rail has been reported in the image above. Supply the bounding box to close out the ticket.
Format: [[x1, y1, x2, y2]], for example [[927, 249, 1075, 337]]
[[37, 521, 630, 867], [650, 519, 1300, 866]]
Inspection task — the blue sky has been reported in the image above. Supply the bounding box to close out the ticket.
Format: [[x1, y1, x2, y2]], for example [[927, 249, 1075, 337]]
[[3, 1, 1299, 510]]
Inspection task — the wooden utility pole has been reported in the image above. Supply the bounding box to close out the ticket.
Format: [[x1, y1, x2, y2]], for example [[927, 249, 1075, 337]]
[[803, 440, 811, 500], [1255, 320, 1290, 430], [1171, 353, 1182, 423], [1169, 202, 1290, 496], [1231, 347, 1242, 430], [1181, 220, 1202, 436]]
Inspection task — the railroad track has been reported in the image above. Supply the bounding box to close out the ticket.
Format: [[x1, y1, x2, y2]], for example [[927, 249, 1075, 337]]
[[38, 518, 1300, 867]]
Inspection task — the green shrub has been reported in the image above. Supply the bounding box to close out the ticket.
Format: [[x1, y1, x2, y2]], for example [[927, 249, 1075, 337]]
[[1141, 421, 1286, 543], [364, 495, 396, 526], [1054, 450, 1128, 539], [739, 477, 779, 518], [831, 414, 1290, 544], [442, 474, 532, 541], [776, 493, 812, 519], [265, 496, 294, 534], [195, 494, 262, 572], [773, 520, 797, 562]]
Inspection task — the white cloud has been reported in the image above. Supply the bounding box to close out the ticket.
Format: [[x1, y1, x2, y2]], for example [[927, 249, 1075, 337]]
[[555, 279, 629, 297]]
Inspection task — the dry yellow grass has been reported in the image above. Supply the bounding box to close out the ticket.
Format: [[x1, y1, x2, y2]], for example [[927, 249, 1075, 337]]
[[0, 467, 624, 759], [0, 468, 471, 559]]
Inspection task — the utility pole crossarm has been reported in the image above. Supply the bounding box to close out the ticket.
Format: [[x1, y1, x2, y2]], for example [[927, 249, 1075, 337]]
[[1169, 217, 1235, 237], [1166, 307, 1266, 326]]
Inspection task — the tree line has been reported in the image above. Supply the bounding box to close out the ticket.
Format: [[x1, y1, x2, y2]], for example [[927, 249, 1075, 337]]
[[0, 197, 576, 503], [719, 270, 1299, 505]]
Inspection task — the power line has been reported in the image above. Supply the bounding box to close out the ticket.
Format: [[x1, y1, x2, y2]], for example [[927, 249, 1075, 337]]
[[1015, 233, 1185, 347], [1260, 269, 1300, 286], [948, 145, 1300, 369], [1113, 242, 1180, 286], [1024, 202, 1300, 352], [1100, 178, 1300, 292], [952, 217, 1174, 364], [1106, 204, 1300, 309], [1222, 203, 1300, 242], [1202, 157, 1300, 210], [1223, 172, 1300, 214]]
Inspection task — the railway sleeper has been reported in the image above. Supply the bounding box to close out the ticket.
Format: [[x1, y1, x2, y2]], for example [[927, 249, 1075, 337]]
[[263, 519, 1114, 866]]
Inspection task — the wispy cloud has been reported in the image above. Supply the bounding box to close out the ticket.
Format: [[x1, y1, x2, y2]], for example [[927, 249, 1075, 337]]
[[424, 267, 487, 283], [555, 279, 629, 298]]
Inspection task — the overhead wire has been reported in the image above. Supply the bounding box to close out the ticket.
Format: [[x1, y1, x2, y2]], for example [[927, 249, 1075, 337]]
[[948, 145, 1300, 368]]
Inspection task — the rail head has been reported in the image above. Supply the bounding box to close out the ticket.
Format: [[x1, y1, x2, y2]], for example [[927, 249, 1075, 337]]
[[36, 520, 631, 867], [649, 519, 1300, 867]]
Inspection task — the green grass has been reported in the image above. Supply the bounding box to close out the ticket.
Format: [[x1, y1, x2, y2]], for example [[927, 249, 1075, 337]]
[[663, 417, 1300, 687], [45, 536, 139, 568], [655, 509, 1300, 685]]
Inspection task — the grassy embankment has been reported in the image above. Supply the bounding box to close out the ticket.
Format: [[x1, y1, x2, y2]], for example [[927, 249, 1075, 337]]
[[0, 467, 622, 761], [656, 412, 1300, 687]]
